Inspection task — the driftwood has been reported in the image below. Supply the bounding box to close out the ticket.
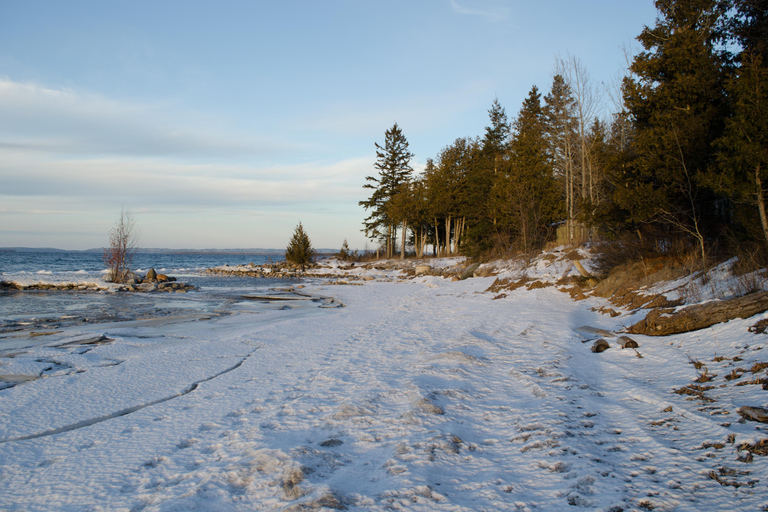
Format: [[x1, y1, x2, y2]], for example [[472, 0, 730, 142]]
[[617, 336, 639, 349], [738, 406, 768, 423], [591, 339, 610, 353], [628, 291, 768, 336], [573, 260, 598, 287]]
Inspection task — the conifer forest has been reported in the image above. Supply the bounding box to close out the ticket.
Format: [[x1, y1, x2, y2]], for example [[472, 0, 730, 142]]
[[360, 0, 768, 262]]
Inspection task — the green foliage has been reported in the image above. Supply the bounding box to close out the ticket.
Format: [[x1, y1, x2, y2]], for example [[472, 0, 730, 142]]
[[621, 0, 729, 231], [505, 86, 562, 252], [359, 123, 414, 257], [355, 0, 768, 260], [338, 239, 352, 261], [285, 222, 315, 269]]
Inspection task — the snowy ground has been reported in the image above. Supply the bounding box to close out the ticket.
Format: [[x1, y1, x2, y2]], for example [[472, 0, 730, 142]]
[[1, 257, 767, 511]]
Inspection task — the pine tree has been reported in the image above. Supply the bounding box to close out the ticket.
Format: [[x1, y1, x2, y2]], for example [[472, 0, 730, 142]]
[[463, 100, 511, 256], [507, 86, 562, 252], [712, 0, 768, 245], [285, 222, 315, 270], [359, 123, 414, 258], [622, 0, 730, 260], [544, 75, 578, 242], [338, 239, 352, 261]]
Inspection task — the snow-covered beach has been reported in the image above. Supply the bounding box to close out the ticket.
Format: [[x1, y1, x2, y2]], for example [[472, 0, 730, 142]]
[[1, 255, 767, 511]]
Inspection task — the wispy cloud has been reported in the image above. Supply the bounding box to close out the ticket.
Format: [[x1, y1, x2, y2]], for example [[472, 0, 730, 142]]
[[0, 148, 372, 207], [0, 78, 291, 158], [450, 0, 511, 23]]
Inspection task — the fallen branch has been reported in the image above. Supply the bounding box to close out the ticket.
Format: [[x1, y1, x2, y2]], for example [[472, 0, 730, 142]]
[[627, 291, 768, 336]]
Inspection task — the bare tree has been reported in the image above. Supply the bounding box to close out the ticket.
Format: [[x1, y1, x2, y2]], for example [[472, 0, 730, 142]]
[[557, 54, 602, 203], [103, 209, 140, 283]]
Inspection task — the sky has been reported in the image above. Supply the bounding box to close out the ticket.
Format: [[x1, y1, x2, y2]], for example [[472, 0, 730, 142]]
[[0, 0, 659, 251]]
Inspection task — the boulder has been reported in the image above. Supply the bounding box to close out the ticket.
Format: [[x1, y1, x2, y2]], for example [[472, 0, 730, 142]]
[[415, 264, 431, 275], [146, 268, 157, 281], [157, 273, 169, 282]]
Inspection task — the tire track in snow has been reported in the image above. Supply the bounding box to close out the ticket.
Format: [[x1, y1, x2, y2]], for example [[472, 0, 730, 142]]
[[0, 348, 259, 444]]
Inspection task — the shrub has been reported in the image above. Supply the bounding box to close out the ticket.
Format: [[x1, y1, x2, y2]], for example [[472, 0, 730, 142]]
[[339, 239, 352, 261], [103, 209, 140, 284], [285, 222, 315, 270]]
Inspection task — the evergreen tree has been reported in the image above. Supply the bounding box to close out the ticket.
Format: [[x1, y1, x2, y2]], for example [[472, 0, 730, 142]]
[[463, 100, 511, 256], [622, 0, 730, 260], [544, 74, 578, 242], [506, 86, 562, 252], [712, 0, 768, 245], [285, 222, 315, 270], [359, 123, 414, 258], [429, 137, 475, 256], [338, 239, 352, 261], [482, 98, 511, 154]]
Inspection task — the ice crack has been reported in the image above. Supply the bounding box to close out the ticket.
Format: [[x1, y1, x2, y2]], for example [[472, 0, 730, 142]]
[[0, 348, 259, 444]]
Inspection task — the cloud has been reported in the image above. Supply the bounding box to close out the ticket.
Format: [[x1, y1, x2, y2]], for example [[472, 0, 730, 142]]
[[0, 78, 290, 158], [450, 0, 511, 23], [0, 147, 372, 208]]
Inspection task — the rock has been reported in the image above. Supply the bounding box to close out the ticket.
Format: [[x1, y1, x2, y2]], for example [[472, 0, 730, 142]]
[[320, 438, 343, 447], [474, 265, 495, 278], [146, 268, 157, 281], [460, 262, 481, 280], [157, 273, 169, 282], [416, 398, 444, 415], [738, 406, 768, 423], [617, 336, 639, 349], [415, 264, 431, 275], [591, 339, 610, 353]]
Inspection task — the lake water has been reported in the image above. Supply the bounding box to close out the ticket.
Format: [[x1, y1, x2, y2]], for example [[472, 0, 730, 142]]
[[0, 251, 319, 342]]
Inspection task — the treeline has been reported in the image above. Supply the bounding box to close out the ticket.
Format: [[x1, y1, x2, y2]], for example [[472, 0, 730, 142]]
[[360, 0, 768, 261]]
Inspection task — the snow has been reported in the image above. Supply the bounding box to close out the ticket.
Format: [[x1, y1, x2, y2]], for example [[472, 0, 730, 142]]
[[1, 257, 767, 511]]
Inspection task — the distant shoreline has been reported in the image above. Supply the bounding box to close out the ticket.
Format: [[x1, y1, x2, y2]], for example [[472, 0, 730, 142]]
[[0, 247, 337, 255]]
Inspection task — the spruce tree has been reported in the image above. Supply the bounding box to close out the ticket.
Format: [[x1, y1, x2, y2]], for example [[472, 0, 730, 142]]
[[712, 0, 768, 245], [359, 123, 414, 258], [463, 100, 511, 256], [507, 86, 562, 252], [544, 75, 578, 242], [621, 0, 730, 260], [285, 222, 315, 270]]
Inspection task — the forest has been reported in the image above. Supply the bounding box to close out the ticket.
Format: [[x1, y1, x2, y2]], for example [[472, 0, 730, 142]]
[[359, 0, 768, 264]]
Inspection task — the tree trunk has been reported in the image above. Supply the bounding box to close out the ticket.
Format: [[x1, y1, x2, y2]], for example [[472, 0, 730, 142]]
[[445, 216, 452, 255], [567, 143, 575, 243], [628, 291, 768, 336], [452, 217, 464, 254], [400, 220, 407, 259], [434, 218, 440, 257], [757, 164, 768, 247]]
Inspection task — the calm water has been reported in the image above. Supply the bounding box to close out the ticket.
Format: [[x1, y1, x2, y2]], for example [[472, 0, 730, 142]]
[[0, 251, 312, 340]]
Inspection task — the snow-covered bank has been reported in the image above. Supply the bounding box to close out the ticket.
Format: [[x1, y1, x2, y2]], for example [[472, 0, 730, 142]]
[[0, 260, 767, 511]]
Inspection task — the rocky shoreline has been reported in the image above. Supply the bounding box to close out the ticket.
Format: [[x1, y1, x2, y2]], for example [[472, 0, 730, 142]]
[[0, 267, 197, 293], [205, 258, 486, 281]]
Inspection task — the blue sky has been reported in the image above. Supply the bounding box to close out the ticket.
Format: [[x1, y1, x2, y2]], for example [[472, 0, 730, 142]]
[[0, 0, 658, 250]]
